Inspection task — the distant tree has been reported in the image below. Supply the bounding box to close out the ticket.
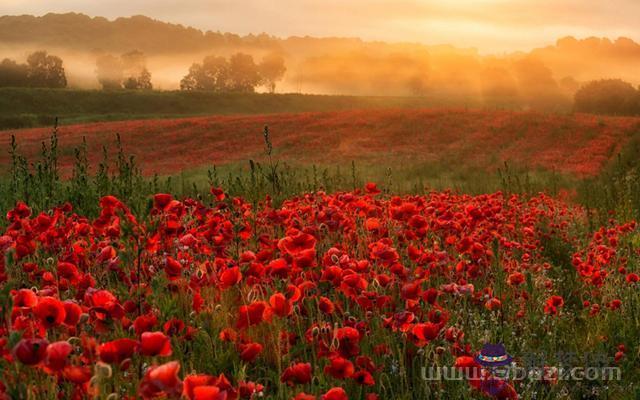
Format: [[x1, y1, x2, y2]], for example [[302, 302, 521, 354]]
[[123, 68, 153, 90], [26, 51, 67, 88], [202, 56, 231, 91], [559, 76, 580, 94], [96, 54, 124, 89], [120, 50, 152, 89], [181, 53, 264, 93], [137, 68, 153, 90], [180, 64, 202, 91], [574, 79, 640, 115], [228, 53, 261, 93], [180, 55, 230, 91], [480, 66, 519, 108], [512, 56, 567, 110], [406, 74, 428, 96], [121, 50, 146, 74], [0, 58, 29, 87], [258, 53, 286, 93], [96, 50, 153, 90]]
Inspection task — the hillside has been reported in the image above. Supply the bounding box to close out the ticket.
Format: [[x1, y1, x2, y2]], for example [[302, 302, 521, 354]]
[[3, 108, 639, 178]]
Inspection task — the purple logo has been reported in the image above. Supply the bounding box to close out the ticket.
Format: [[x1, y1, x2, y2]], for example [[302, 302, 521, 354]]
[[475, 343, 513, 395]]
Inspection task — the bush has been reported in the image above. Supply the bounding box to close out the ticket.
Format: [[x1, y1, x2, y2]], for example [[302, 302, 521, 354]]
[[574, 79, 640, 116]]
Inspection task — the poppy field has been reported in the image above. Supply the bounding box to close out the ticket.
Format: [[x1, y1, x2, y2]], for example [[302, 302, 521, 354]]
[[2, 109, 640, 178], [1, 176, 639, 399], [0, 108, 640, 400]]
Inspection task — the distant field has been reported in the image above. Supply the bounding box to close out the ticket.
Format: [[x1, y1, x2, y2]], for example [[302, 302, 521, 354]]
[[3, 108, 639, 179], [0, 88, 479, 130]]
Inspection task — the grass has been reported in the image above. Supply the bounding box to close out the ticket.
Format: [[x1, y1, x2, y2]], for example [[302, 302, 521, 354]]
[[0, 88, 464, 129]]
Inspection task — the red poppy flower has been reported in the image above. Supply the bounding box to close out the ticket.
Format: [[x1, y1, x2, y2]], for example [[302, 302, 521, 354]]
[[12, 289, 37, 308], [86, 289, 124, 320], [544, 295, 564, 315], [269, 292, 293, 317], [409, 322, 441, 347], [281, 363, 312, 385], [368, 241, 399, 265], [485, 297, 502, 311], [219, 267, 242, 289], [45, 341, 73, 371], [34, 297, 66, 329], [63, 301, 83, 327], [364, 218, 382, 233], [153, 193, 173, 210], [61, 365, 92, 385], [140, 331, 172, 357], [237, 301, 272, 329], [183, 374, 217, 400], [238, 342, 263, 363], [99, 338, 139, 364], [319, 296, 335, 314], [139, 361, 183, 400], [454, 356, 482, 389], [335, 327, 361, 357], [134, 314, 159, 336], [211, 187, 226, 201], [365, 182, 381, 194], [278, 230, 316, 256], [507, 272, 525, 286], [324, 356, 355, 379], [353, 370, 375, 386], [13, 338, 49, 365], [193, 386, 228, 400], [322, 387, 348, 400], [165, 256, 183, 279]]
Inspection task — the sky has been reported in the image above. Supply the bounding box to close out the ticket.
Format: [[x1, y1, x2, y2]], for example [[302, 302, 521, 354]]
[[1, 0, 639, 53]]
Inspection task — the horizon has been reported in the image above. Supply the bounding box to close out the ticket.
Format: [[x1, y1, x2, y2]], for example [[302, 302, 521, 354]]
[[1, 0, 639, 54]]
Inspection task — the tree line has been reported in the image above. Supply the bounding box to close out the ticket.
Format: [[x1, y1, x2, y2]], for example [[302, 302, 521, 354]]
[[0, 51, 67, 88], [0, 49, 286, 93], [180, 52, 286, 93]]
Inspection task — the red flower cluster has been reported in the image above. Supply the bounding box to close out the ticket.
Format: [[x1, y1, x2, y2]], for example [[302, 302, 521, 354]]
[[0, 186, 636, 399]]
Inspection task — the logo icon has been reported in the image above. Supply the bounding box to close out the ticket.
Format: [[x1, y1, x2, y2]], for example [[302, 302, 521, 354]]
[[475, 343, 513, 396], [475, 343, 513, 367]]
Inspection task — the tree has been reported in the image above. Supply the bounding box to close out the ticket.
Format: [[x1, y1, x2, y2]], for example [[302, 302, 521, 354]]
[[574, 79, 639, 115], [480, 65, 519, 108], [180, 56, 230, 91], [258, 53, 286, 93], [95, 50, 153, 90], [180, 63, 202, 91], [512, 56, 567, 110], [228, 53, 261, 93], [121, 50, 146, 75], [121, 50, 152, 89], [0, 58, 29, 87], [137, 68, 153, 90], [181, 53, 264, 93], [406, 74, 428, 96], [95, 54, 124, 90], [123, 68, 153, 90], [202, 56, 231, 91], [26, 51, 67, 88]]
